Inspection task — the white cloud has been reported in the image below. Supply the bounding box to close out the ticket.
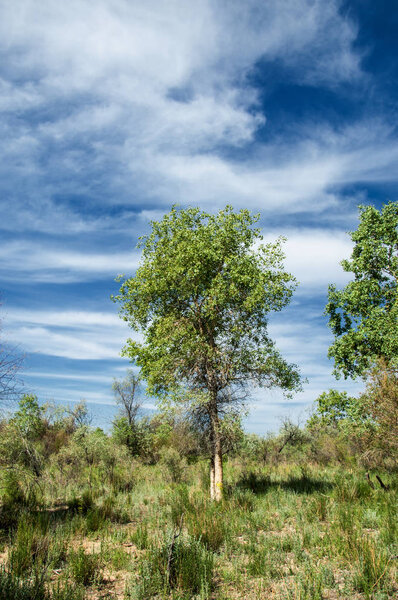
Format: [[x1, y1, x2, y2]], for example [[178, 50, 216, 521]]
[[0, 0, 390, 431], [3, 308, 137, 360], [5, 309, 121, 329], [0, 0, 395, 239], [0, 0, 366, 232], [0, 242, 140, 282], [265, 228, 354, 289]]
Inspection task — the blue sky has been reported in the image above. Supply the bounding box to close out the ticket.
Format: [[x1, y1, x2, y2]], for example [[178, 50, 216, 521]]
[[1, 0, 397, 432]]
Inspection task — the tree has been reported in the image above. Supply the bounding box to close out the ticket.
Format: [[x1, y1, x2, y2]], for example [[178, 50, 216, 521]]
[[12, 394, 44, 439], [114, 206, 301, 500], [307, 389, 361, 429], [5, 394, 45, 479], [0, 309, 23, 403], [359, 360, 398, 466], [111, 370, 144, 456], [112, 370, 142, 428], [65, 400, 92, 429], [277, 417, 307, 454], [326, 201, 398, 378]]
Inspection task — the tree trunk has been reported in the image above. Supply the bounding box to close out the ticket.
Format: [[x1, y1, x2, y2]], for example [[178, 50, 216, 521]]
[[209, 403, 223, 501], [210, 455, 215, 500]]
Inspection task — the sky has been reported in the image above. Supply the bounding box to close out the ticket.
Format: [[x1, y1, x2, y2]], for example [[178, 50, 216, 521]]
[[1, 0, 397, 433]]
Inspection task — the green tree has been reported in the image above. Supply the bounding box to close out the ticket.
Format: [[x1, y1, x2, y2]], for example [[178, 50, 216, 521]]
[[307, 389, 368, 430], [326, 201, 398, 378], [114, 206, 301, 500], [12, 394, 44, 440]]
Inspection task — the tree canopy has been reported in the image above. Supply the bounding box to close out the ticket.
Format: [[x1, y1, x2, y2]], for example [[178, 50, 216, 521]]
[[114, 205, 301, 499], [326, 201, 398, 378]]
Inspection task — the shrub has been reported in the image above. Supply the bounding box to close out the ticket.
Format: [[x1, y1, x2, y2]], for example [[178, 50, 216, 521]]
[[159, 447, 187, 483], [353, 537, 392, 598], [185, 502, 227, 552], [8, 515, 50, 577], [130, 534, 214, 599], [0, 568, 85, 600], [68, 547, 102, 586]]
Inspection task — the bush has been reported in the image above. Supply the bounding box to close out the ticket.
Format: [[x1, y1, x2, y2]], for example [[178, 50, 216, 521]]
[[130, 534, 214, 599], [68, 547, 102, 586], [8, 514, 50, 577], [185, 501, 228, 552], [0, 567, 46, 600], [159, 447, 187, 483]]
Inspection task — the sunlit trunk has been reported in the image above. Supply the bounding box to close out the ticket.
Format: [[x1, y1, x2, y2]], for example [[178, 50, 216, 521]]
[[210, 455, 215, 500], [209, 401, 223, 501]]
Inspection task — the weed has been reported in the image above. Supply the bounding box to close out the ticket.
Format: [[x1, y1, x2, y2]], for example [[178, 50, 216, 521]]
[[353, 537, 392, 598], [68, 546, 102, 586], [131, 522, 149, 549], [8, 514, 50, 576], [185, 503, 227, 551], [0, 566, 46, 600], [130, 533, 214, 599]]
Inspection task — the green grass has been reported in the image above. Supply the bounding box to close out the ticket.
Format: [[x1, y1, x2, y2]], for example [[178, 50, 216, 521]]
[[0, 460, 396, 599]]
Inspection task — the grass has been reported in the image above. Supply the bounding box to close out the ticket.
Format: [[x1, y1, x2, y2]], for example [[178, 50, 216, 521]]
[[0, 461, 396, 599]]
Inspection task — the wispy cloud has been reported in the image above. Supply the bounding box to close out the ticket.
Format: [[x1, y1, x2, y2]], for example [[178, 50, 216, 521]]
[[0, 0, 367, 235], [1, 1, 396, 429], [0, 243, 140, 282], [4, 309, 135, 360]]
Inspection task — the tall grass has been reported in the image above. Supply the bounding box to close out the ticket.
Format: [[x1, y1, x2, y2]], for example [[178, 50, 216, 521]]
[[0, 459, 397, 599]]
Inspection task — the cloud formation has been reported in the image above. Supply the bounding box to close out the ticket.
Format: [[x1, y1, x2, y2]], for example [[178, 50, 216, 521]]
[[0, 0, 369, 233], [1, 1, 397, 429]]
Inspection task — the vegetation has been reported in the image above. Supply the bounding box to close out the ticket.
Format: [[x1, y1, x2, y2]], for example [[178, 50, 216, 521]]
[[326, 201, 398, 378], [114, 206, 301, 500], [0, 386, 397, 599], [0, 201, 397, 598]]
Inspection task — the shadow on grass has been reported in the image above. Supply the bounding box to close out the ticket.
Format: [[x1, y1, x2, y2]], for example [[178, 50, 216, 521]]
[[235, 472, 333, 495]]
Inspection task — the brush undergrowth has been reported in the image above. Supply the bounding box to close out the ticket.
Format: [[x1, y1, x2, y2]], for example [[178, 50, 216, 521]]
[[0, 461, 396, 599]]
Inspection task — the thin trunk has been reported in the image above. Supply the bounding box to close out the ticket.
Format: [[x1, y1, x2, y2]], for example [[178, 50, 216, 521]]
[[210, 455, 215, 500], [209, 401, 223, 501], [214, 432, 223, 502]]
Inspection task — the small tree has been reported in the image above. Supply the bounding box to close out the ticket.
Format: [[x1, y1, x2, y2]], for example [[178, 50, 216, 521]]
[[360, 360, 398, 466], [308, 389, 363, 429], [112, 370, 142, 427], [65, 400, 92, 429], [326, 201, 398, 378], [0, 308, 23, 403], [114, 206, 301, 500], [112, 370, 143, 455], [277, 417, 307, 454]]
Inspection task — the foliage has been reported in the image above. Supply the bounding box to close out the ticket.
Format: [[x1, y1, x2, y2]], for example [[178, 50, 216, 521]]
[[159, 447, 187, 483], [359, 360, 398, 466], [53, 426, 133, 492], [12, 394, 44, 439], [0, 567, 46, 600], [131, 533, 214, 599], [308, 389, 371, 432], [0, 395, 46, 483], [278, 417, 308, 453], [114, 205, 301, 498], [115, 205, 300, 398], [68, 547, 102, 586], [0, 412, 396, 600], [326, 201, 398, 378]]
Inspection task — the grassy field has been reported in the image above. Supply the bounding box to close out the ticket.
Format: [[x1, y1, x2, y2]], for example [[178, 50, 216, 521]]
[[0, 458, 397, 600]]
